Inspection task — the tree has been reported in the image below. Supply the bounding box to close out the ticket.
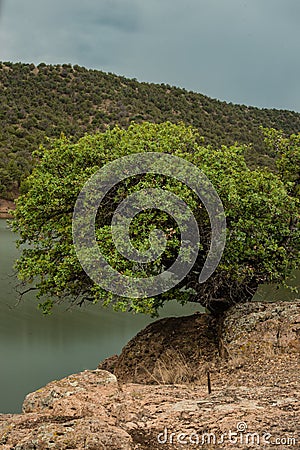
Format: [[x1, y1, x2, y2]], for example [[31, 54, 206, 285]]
[[12, 122, 300, 315], [262, 127, 300, 196]]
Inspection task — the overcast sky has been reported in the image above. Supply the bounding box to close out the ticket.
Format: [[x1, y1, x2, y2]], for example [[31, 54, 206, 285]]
[[0, 0, 300, 112]]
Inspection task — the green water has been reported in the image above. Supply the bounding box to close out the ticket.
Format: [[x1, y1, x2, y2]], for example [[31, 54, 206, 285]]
[[0, 220, 202, 413]]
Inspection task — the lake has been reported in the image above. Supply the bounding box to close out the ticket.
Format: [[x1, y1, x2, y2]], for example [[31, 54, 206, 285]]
[[0, 220, 202, 413], [0, 219, 298, 413]]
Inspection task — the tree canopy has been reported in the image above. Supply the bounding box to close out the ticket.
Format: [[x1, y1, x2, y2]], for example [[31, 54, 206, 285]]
[[12, 122, 300, 315]]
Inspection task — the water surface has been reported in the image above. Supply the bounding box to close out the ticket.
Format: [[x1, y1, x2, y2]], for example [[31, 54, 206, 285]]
[[0, 220, 200, 413]]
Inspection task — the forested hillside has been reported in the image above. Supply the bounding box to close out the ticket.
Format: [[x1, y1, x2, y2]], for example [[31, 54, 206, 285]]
[[1, 61, 300, 199]]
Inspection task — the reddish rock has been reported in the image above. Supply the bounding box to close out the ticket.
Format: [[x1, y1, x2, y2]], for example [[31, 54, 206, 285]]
[[0, 301, 299, 449], [220, 300, 300, 359], [97, 354, 119, 373], [114, 313, 219, 384]]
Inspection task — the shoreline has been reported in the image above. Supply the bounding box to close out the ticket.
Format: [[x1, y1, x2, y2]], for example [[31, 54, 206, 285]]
[[0, 301, 299, 449], [0, 198, 15, 219]]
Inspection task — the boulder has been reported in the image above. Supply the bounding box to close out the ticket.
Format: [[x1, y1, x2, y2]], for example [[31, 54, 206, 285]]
[[113, 313, 219, 384], [1, 301, 299, 449], [220, 301, 300, 359]]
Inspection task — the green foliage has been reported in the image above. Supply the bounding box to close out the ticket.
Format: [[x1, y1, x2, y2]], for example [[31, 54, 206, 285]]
[[12, 122, 300, 315], [263, 127, 300, 196], [2, 61, 300, 198]]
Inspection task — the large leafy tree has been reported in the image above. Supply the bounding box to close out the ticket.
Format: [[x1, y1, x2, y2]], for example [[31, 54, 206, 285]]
[[12, 122, 299, 315]]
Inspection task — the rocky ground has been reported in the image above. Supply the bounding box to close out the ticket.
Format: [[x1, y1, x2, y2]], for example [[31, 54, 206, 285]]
[[1, 301, 299, 449]]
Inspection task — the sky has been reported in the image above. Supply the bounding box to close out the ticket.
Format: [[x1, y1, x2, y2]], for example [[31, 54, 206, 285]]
[[0, 0, 300, 112]]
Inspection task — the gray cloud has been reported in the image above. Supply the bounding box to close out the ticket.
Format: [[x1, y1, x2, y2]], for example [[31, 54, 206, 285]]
[[0, 0, 299, 112], [74, 0, 141, 32]]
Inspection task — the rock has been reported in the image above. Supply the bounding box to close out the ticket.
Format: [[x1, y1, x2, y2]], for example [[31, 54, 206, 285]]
[[220, 300, 300, 359], [97, 354, 119, 373], [23, 369, 118, 414], [114, 313, 219, 384], [111, 300, 300, 384], [0, 415, 133, 449], [1, 301, 299, 449]]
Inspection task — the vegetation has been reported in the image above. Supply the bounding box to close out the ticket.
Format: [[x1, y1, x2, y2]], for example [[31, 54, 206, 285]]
[[2, 61, 300, 198], [12, 122, 300, 315]]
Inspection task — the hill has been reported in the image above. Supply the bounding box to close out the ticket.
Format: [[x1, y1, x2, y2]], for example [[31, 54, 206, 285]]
[[1, 61, 300, 198]]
